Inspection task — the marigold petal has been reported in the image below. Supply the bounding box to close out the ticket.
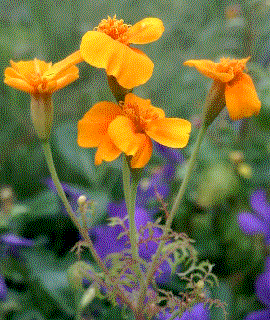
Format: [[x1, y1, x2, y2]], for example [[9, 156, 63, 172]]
[[225, 73, 261, 120], [10, 60, 51, 79], [184, 59, 234, 82], [124, 93, 165, 118], [95, 134, 122, 165], [126, 18, 164, 44], [5, 67, 25, 80], [124, 92, 151, 107], [34, 58, 51, 76], [78, 119, 106, 148], [55, 72, 79, 91], [80, 31, 153, 89], [4, 77, 34, 93], [44, 51, 82, 81], [146, 118, 191, 148], [131, 135, 152, 168], [108, 116, 142, 155], [78, 102, 122, 147]]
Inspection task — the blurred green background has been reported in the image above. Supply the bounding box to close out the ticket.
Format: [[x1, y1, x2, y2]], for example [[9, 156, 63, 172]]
[[1, 0, 270, 319]]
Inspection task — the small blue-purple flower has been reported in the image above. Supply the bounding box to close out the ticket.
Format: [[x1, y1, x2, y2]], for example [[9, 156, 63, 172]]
[[154, 142, 184, 165], [137, 166, 171, 210], [0, 274, 7, 301], [1, 234, 34, 247], [90, 201, 171, 284], [245, 257, 270, 319], [238, 189, 270, 244], [1, 233, 33, 256], [159, 303, 210, 320]]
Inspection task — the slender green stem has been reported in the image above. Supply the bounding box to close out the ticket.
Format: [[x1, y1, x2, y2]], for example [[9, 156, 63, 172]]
[[41, 141, 109, 275], [123, 156, 131, 210], [42, 142, 138, 312], [75, 291, 83, 320], [169, 122, 206, 225], [136, 123, 206, 316], [122, 156, 141, 277]]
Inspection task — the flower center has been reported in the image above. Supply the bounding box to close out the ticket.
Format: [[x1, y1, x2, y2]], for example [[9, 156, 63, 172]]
[[95, 15, 131, 44], [122, 102, 162, 133], [217, 57, 247, 76]]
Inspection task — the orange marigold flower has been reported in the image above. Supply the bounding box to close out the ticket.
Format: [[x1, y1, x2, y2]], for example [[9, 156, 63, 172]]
[[4, 51, 82, 140], [78, 93, 191, 168], [80, 15, 164, 89], [4, 51, 82, 95], [184, 57, 261, 120]]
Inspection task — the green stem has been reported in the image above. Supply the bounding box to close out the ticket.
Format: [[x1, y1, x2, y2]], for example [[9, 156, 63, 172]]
[[75, 291, 83, 320], [123, 156, 131, 210], [169, 122, 206, 224], [42, 142, 137, 313], [122, 156, 141, 276], [41, 141, 108, 276], [136, 123, 206, 316]]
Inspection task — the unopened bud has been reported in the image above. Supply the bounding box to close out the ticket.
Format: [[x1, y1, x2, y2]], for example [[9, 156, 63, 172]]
[[0, 187, 14, 217], [229, 150, 244, 163], [197, 280, 205, 290], [80, 287, 96, 309], [77, 195, 87, 206], [67, 261, 91, 291], [203, 81, 226, 128], [238, 163, 252, 179]]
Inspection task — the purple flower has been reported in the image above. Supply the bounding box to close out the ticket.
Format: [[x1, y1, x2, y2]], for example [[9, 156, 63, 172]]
[[90, 201, 171, 284], [0, 274, 7, 301], [1, 233, 33, 257], [1, 234, 34, 247], [238, 189, 270, 244], [136, 166, 171, 211], [245, 258, 270, 319], [154, 142, 184, 165], [159, 303, 210, 320]]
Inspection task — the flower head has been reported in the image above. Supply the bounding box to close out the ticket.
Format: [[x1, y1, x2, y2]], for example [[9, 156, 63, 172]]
[[244, 258, 270, 319], [0, 274, 7, 301], [160, 303, 209, 320], [78, 93, 191, 168], [238, 189, 270, 244], [184, 57, 261, 120], [4, 51, 81, 95], [4, 52, 82, 140], [80, 16, 164, 89], [90, 200, 171, 285]]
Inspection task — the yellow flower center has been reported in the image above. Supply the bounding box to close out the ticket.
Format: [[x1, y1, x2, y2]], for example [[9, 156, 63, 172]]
[[122, 101, 162, 133], [19, 59, 51, 94], [94, 15, 131, 44], [217, 57, 248, 76]]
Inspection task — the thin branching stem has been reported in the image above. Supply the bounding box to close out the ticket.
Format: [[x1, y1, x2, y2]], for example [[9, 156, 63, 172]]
[[137, 120, 207, 317], [42, 141, 132, 310], [122, 156, 141, 278]]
